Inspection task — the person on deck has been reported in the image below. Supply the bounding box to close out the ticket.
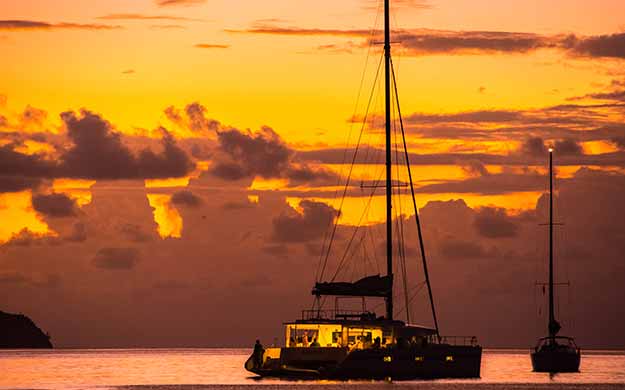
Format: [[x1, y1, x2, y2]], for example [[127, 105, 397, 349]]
[[253, 339, 264, 368]]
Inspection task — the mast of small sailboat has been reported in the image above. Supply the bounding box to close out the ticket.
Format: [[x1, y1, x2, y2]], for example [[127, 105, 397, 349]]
[[384, 0, 394, 320], [548, 148, 556, 340]]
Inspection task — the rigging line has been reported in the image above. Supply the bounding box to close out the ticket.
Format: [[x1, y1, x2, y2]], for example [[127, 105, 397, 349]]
[[344, 231, 367, 281], [391, 90, 411, 324], [314, 5, 383, 284], [330, 168, 385, 283], [391, 57, 441, 340], [369, 223, 381, 275], [318, 53, 384, 283], [395, 281, 428, 318], [318, 167, 385, 312]]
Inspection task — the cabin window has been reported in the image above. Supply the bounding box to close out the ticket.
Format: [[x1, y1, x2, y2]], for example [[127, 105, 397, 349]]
[[415, 356, 424, 362], [446, 356, 454, 362], [285, 324, 343, 347]]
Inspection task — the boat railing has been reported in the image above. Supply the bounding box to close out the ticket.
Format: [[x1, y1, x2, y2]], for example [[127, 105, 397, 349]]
[[301, 309, 377, 321], [439, 335, 479, 346]]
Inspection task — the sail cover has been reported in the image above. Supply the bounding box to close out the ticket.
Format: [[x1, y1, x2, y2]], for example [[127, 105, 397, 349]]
[[312, 275, 391, 297]]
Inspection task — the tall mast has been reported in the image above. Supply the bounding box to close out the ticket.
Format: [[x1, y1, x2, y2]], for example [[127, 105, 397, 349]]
[[548, 148, 555, 339], [384, 0, 393, 320]]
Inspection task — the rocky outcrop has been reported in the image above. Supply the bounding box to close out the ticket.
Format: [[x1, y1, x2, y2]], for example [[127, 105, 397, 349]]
[[0, 310, 53, 348]]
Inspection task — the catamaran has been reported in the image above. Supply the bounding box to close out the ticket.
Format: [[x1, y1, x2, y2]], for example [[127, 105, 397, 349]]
[[245, 0, 482, 379], [531, 148, 581, 373]]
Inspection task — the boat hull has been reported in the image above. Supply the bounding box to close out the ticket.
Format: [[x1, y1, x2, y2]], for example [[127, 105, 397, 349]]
[[531, 349, 580, 373], [247, 344, 482, 380]]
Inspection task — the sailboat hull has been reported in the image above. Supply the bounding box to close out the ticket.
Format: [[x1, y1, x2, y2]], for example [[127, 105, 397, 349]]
[[531, 349, 580, 373], [247, 344, 482, 380]]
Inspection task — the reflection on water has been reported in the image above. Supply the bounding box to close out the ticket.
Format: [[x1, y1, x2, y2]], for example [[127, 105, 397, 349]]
[[0, 349, 624, 389]]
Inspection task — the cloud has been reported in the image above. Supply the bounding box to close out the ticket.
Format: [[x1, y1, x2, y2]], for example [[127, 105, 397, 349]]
[[272, 200, 337, 242], [461, 160, 490, 177], [66, 222, 87, 242], [97, 14, 201, 21], [439, 238, 490, 259], [171, 190, 202, 207], [92, 247, 140, 270], [229, 23, 625, 60], [0, 175, 42, 193], [413, 170, 546, 195], [262, 244, 289, 258], [210, 126, 339, 185], [576, 90, 625, 102], [521, 137, 548, 157], [155, 0, 206, 6], [562, 32, 625, 59], [226, 25, 371, 37], [59, 110, 195, 179], [396, 30, 550, 55], [1, 229, 59, 247], [0, 20, 120, 30], [164, 102, 220, 135], [32, 193, 78, 218], [1, 109, 195, 192], [119, 224, 153, 242], [0, 272, 60, 288], [473, 207, 519, 238], [194, 43, 230, 49], [554, 138, 584, 156]]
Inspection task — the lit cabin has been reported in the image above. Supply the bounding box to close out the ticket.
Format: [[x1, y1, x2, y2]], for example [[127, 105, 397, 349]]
[[284, 313, 436, 349]]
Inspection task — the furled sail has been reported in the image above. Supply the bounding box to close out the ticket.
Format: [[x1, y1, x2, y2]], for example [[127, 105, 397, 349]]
[[312, 275, 392, 297]]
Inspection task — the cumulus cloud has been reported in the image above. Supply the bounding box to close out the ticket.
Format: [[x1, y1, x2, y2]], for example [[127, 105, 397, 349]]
[[66, 222, 87, 242], [171, 190, 202, 207], [32, 193, 78, 218], [554, 138, 584, 156], [0, 175, 42, 193], [93, 247, 140, 270], [474, 207, 519, 238], [521, 137, 548, 157], [439, 238, 490, 259], [211, 126, 339, 185], [272, 200, 338, 242], [119, 224, 153, 242], [164, 102, 220, 135], [59, 110, 195, 179], [1, 109, 195, 191]]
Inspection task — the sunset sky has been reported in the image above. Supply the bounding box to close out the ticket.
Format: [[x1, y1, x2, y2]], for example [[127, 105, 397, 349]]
[[1, 0, 624, 348]]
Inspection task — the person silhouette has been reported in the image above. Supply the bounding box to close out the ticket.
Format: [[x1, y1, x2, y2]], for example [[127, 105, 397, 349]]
[[253, 339, 264, 368]]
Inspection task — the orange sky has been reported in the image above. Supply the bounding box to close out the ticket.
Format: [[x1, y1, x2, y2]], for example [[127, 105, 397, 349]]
[[2, 0, 625, 240], [2, 0, 625, 349]]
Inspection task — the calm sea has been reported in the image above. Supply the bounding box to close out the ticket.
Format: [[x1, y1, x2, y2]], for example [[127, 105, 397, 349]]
[[0, 349, 624, 390]]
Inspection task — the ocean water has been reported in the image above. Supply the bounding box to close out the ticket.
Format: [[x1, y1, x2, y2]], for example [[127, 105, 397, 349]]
[[0, 349, 624, 390]]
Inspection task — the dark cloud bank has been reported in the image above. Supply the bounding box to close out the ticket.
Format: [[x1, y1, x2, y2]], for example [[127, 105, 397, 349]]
[[0, 109, 195, 193]]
